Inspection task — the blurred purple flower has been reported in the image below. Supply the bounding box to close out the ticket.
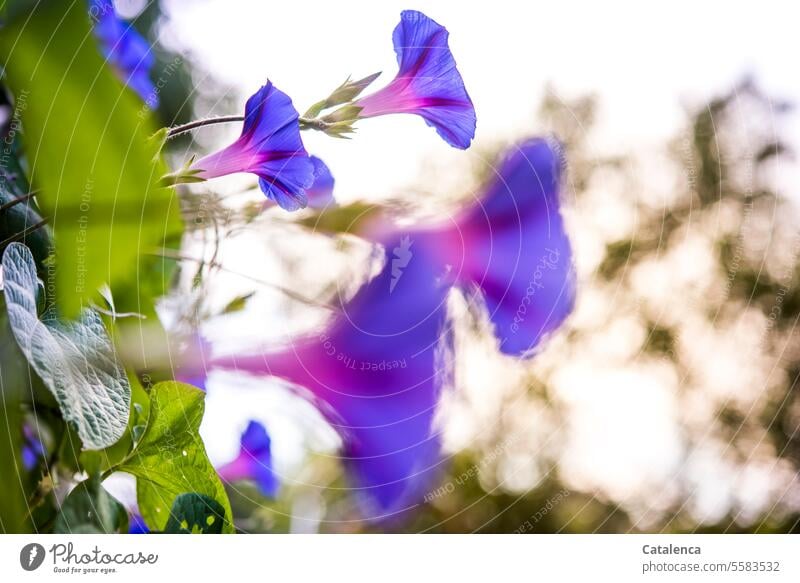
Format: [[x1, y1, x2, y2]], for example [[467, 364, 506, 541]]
[[423, 138, 575, 356], [190, 82, 317, 211], [216, 421, 279, 498], [89, 0, 158, 107], [128, 513, 149, 534], [212, 239, 453, 519], [174, 334, 211, 391], [353, 10, 476, 149], [22, 424, 46, 471]]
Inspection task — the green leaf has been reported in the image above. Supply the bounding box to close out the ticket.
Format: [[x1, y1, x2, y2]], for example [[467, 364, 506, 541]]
[[1, 243, 131, 450], [0, 296, 32, 532], [297, 201, 381, 235], [117, 382, 233, 533], [54, 476, 128, 534], [221, 292, 255, 315], [164, 493, 226, 534], [0, 3, 182, 316]]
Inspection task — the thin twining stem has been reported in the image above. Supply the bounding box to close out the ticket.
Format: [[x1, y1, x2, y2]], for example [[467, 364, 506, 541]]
[[166, 115, 332, 139], [166, 115, 245, 139], [151, 248, 333, 311]]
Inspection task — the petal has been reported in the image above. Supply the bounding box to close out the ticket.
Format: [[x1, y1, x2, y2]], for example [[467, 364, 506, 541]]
[[240, 420, 271, 454], [258, 171, 310, 211], [455, 138, 574, 356], [391, 10, 475, 148], [241, 82, 303, 152], [240, 421, 279, 498], [128, 514, 150, 534], [306, 156, 336, 208]]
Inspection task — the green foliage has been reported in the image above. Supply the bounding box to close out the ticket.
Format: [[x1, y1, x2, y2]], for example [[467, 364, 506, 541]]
[[0, 296, 32, 533], [0, 120, 50, 264], [221, 292, 255, 314], [0, 2, 182, 316], [117, 382, 233, 533], [164, 493, 226, 534], [54, 476, 128, 534], [2, 243, 130, 450]]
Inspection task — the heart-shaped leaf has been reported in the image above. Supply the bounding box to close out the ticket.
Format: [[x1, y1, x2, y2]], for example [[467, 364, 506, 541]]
[[118, 382, 233, 533], [1, 243, 130, 450]]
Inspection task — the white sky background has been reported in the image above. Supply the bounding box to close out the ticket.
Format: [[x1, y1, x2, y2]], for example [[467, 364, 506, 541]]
[[118, 0, 800, 525]]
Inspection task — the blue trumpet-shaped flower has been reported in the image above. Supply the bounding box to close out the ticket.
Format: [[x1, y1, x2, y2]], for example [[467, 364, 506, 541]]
[[353, 10, 476, 149], [89, 0, 158, 106], [211, 239, 453, 520], [190, 82, 318, 211], [216, 421, 279, 498]]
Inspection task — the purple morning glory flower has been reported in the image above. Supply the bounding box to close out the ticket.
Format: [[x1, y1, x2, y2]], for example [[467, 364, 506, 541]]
[[216, 421, 279, 498], [353, 10, 476, 149], [190, 82, 316, 211], [211, 238, 453, 519], [89, 0, 158, 107]]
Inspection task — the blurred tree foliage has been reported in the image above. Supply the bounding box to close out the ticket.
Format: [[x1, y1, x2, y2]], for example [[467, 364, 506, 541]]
[[220, 81, 800, 534]]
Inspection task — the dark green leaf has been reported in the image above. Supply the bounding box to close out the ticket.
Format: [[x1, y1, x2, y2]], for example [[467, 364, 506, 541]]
[[54, 477, 128, 534], [0, 295, 32, 532], [164, 493, 226, 534], [1, 243, 131, 450]]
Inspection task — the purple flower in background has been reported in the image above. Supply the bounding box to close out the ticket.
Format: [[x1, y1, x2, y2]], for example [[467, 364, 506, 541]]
[[128, 514, 149, 534], [190, 82, 316, 211], [216, 421, 279, 498], [211, 239, 453, 519], [421, 138, 575, 356], [88, 0, 158, 107], [175, 335, 211, 392], [22, 424, 46, 471], [353, 10, 476, 149]]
